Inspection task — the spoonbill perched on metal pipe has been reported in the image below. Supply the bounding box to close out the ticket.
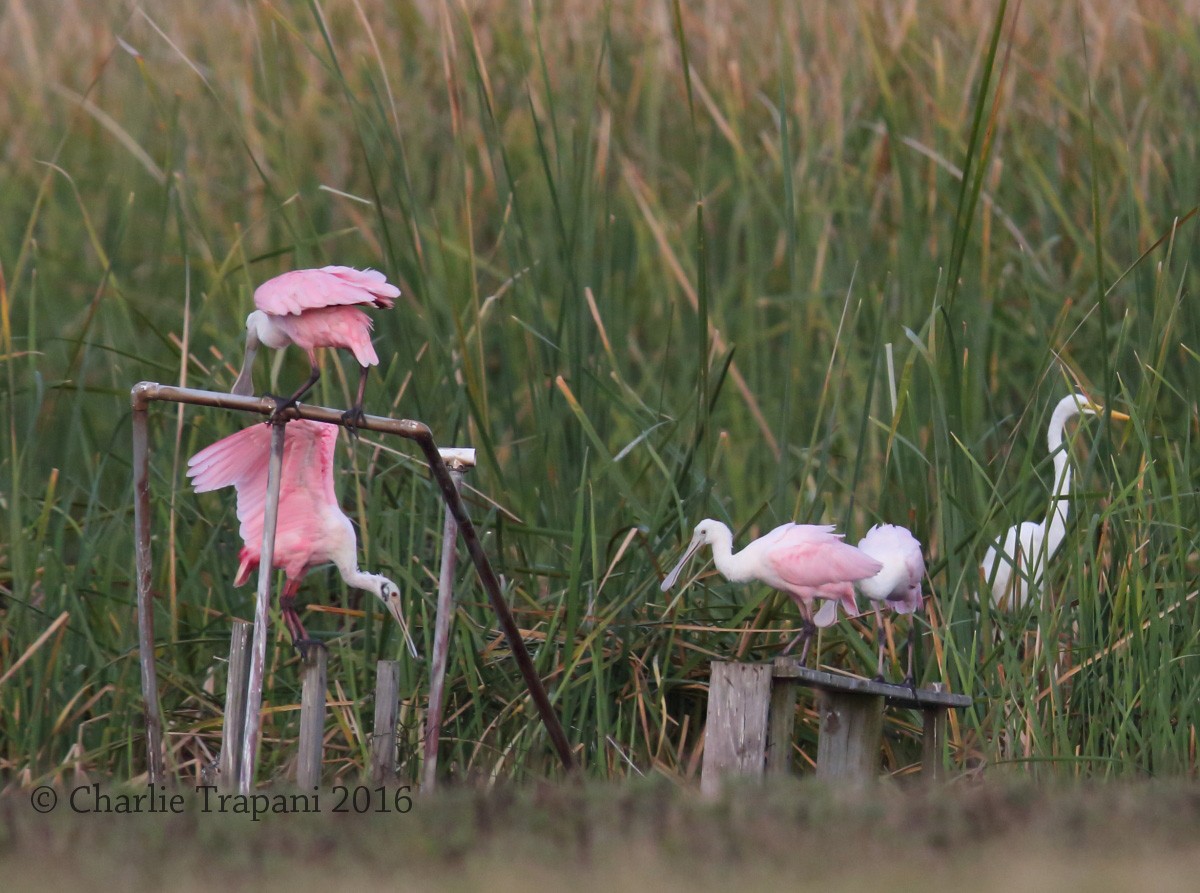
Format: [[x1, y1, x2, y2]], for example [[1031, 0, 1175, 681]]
[[980, 393, 1129, 611], [187, 418, 417, 656], [661, 520, 883, 661], [230, 266, 399, 429], [855, 523, 924, 682]]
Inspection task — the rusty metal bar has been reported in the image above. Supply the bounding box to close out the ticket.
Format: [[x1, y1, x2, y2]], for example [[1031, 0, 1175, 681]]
[[410, 434, 576, 772], [131, 402, 165, 784], [129, 382, 575, 774], [238, 418, 287, 793]]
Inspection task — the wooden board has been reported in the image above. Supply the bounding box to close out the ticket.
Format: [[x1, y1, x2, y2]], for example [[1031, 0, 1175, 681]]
[[772, 658, 972, 710], [700, 662, 773, 796]]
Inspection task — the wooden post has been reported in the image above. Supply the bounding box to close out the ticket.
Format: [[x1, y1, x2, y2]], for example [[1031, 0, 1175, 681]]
[[218, 620, 252, 791], [921, 707, 947, 781], [423, 448, 474, 794], [920, 681, 948, 780], [296, 644, 328, 790], [815, 690, 884, 782], [371, 659, 401, 785], [700, 662, 773, 796], [238, 419, 287, 794], [705, 660, 970, 786], [766, 672, 798, 775]]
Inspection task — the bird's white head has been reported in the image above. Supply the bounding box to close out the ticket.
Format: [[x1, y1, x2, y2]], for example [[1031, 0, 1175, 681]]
[[1068, 391, 1100, 418], [362, 574, 419, 659], [1048, 392, 1130, 451], [363, 573, 399, 613], [660, 519, 731, 591], [367, 574, 398, 601]]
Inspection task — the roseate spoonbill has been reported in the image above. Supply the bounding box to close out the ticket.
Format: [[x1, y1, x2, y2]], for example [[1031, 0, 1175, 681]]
[[187, 418, 417, 656], [661, 520, 883, 661], [856, 523, 924, 682], [230, 266, 400, 429], [980, 393, 1129, 611]]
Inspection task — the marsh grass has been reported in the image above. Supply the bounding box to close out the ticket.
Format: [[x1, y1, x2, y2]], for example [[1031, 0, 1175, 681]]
[[1, 0, 1197, 786]]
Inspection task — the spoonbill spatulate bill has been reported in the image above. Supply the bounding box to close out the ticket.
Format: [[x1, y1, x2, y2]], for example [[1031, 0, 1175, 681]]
[[661, 520, 883, 662], [231, 266, 399, 430], [187, 418, 417, 657]]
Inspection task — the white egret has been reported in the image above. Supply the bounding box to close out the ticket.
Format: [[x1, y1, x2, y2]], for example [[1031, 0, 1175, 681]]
[[980, 393, 1129, 611]]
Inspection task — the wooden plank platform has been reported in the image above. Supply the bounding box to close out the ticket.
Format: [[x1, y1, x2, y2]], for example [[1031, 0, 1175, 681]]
[[701, 658, 973, 792], [771, 660, 973, 710]]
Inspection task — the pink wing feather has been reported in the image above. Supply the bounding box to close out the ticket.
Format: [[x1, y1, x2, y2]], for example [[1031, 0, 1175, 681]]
[[272, 305, 380, 366], [187, 420, 341, 584], [765, 524, 884, 589], [254, 266, 399, 316]]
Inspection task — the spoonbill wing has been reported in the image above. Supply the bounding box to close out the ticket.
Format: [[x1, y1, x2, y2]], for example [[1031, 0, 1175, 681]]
[[254, 266, 399, 316]]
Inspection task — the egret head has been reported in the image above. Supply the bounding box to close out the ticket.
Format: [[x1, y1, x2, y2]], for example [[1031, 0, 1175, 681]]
[[1048, 392, 1130, 450]]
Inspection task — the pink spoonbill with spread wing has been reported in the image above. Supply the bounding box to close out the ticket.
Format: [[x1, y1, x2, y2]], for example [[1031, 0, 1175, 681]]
[[855, 523, 924, 682], [187, 418, 417, 656], [231, 266, 400, 428], [661, 520, 883, 661]]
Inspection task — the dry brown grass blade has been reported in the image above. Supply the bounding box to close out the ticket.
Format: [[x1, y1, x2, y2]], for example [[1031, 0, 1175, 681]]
[[0, 611, 70, 689]]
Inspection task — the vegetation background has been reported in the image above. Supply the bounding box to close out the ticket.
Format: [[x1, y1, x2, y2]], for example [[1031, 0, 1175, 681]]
[[1, 0, 1198, 791]]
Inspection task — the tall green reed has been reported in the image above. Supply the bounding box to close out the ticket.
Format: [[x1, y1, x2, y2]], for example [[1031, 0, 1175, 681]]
[[1, 0, 1196, 784]]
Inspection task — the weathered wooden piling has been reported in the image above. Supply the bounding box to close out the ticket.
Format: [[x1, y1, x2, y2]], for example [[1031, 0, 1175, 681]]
[[699, 662, 774, 797], [370, 659, 401, 784], [815, 689, 885, 782], [296, 644, 328, 790]]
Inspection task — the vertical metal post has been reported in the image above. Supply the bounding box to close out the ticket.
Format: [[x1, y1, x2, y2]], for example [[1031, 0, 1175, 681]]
[[129, 382, 576, 775], [411, 437, 576, 772], [132, 401, 165, 784], [238, 419, 288, 794], [219, 620, 252, 790], [423, 448, 473, 793]]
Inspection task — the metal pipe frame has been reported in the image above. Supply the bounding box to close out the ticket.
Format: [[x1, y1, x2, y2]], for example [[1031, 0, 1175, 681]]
[[238, 418, 286, 793], [130, 381, 576, 780], [423, 457, 466, 793]]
